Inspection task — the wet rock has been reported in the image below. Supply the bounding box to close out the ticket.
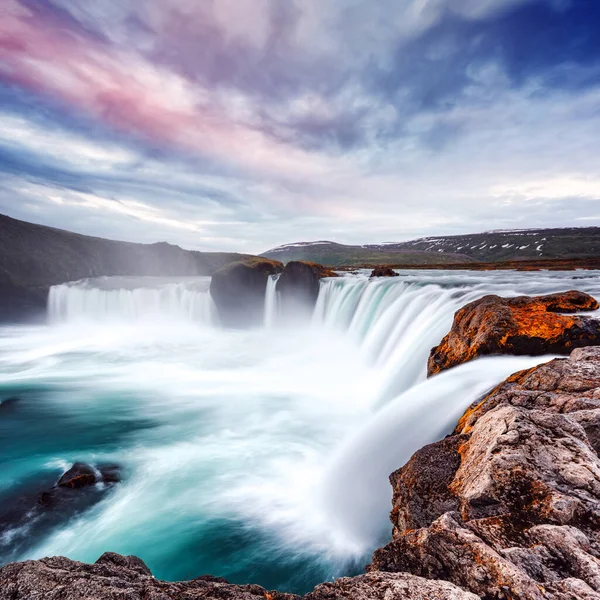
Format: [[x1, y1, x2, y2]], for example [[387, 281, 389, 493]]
[[371, 347, 600, 599], [57, 463, 97, 488], [277, 261, 337, 318], [389, 435, 463, 537], [428, 291, 600, 376], [57, 462, 121, 489], [370, 266, 399, 278], [0, 463, 122, 563], [209, 258, 283, 327]]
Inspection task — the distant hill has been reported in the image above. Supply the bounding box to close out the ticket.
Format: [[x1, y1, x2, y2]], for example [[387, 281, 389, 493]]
[[0, 213, 254, 321], [261, 241, 476, 266], [262, 228, 600, 266]]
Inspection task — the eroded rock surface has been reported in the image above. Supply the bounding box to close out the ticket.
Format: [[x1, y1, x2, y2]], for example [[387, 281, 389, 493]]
[[0, 554, 478, 600], [428, 291, 600, 376], [306, 572, 478, 599], [372, 347, 600, 599]]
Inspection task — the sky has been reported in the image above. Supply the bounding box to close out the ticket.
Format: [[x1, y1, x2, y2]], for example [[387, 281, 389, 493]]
[[1, 0, 600, 253]]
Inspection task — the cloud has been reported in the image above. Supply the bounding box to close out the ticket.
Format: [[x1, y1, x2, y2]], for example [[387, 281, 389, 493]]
[[1, 0, 599, 252]]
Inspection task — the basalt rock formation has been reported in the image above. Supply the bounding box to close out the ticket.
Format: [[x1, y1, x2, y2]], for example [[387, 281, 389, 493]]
[[428, 291, 600, 376], [370, 266, 399, 278], [371, 346, 600, 599], [209, 258, 283, 327], [277, 261, 338, 318]]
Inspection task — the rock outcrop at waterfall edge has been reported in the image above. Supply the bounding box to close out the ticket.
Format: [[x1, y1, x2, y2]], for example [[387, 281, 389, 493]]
[[209, 258, 283, 327], [370, 266, 399, 278], [428, 291, 600, 376], [277, 261, 338, 318], [371, 346, 600, 599]]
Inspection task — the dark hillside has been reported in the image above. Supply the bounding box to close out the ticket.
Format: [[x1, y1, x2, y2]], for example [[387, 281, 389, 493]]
[[0, 213, 253, 321]]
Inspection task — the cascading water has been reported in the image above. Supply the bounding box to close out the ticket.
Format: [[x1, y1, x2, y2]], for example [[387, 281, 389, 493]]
[[264, 274, 280, 328], [48, 276, 217, 325], [2, 269, 600, 594]]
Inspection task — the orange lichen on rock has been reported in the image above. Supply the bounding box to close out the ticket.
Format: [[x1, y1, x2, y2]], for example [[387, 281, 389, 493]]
[[428, 290, 600, 376]]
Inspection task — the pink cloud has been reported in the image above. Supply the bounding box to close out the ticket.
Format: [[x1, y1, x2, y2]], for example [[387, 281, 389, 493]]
[[0, 1, 330, 179]]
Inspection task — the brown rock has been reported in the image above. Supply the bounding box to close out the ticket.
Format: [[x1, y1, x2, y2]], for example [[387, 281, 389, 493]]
[[57, 463, 97, 488], [0, 553, 299, 600], [389, 435, 463, 537], [277, 261, 337, 318], [57, 463, 121, 488], [371, 347, 600, 600], [428, 291, 600, 376], [0, 553, 479, 600], [370, 266, 399, 278], [306, 572, 478, 599], [209, 258, 283, 327]]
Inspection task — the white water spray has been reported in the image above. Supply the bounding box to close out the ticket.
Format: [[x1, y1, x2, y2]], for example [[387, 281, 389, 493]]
[[264, 274, 280, 328], [317, 355, 550, 552], [48, 277, 217, 325]]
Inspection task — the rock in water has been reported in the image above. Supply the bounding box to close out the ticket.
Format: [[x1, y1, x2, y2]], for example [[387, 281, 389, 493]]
[[57, 463, 98, 488], [370, 266, 399, 278], [428, 290, 600, 376], [371, 347, 600, 599], [277, 261, 337, 318], [209, 258, 283, 327], [57, 463, 121, 489]]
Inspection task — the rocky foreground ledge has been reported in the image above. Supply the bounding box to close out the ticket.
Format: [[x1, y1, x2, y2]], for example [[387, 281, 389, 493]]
[[5, 293, 600, 599], [371, 345, 600, 599]]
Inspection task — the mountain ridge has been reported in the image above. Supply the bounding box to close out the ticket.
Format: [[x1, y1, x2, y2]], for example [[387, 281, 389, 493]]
[[262, 226, 600, 266]]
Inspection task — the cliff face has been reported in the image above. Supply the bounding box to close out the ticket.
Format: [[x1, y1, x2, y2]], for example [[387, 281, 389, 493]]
[[0, 213, 253, 321], [209, 258, 283, 327], [372, 346, 600, 599]]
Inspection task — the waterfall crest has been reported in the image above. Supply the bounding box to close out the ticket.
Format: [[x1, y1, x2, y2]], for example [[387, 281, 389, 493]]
[[48, 277, 217, 325]]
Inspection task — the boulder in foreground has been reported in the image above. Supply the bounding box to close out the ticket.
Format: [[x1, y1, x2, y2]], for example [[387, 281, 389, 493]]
[[372, 346, 600, 599], [428, 290, 600, 376]]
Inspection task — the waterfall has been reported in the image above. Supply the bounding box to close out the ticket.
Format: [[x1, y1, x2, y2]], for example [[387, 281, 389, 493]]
[[312, 270, 600, 404], [48, 277, 217, 325], [317, 354, 550, 551], [264, 274, 280, 328], [312, 277, 484, 403]]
